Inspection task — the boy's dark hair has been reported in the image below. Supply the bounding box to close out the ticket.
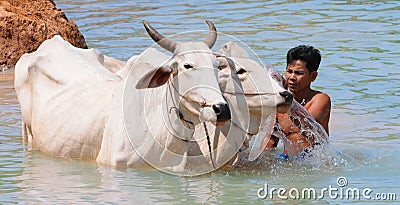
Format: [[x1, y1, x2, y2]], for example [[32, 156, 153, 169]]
[[286, 45, 321, 72]]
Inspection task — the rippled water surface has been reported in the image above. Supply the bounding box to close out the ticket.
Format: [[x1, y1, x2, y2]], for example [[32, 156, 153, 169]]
[[1, 0, 399, 204]]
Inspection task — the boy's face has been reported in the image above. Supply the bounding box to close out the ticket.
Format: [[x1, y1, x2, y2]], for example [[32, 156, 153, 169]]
[[285, 60, 317, 94]]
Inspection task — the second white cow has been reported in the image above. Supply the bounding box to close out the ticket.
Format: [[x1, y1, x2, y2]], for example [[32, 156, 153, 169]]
[[187, 42, 293, 172]]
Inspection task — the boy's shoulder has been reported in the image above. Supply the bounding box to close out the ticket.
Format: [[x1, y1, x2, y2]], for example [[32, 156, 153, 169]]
[[311, 90, 330, 101], [306, 90, 331, 108]]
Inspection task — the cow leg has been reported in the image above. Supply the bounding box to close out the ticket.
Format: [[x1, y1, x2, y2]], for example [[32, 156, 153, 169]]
[[21, 121, 33, 149]]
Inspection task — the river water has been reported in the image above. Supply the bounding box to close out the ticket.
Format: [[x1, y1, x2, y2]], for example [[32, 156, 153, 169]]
[[1, 0, 399, 204]]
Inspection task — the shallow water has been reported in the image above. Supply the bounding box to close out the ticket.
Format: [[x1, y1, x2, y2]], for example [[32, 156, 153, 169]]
[[1, 0, 399, 204]]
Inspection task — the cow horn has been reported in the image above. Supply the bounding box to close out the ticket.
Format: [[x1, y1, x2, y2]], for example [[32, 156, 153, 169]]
[[204, 20, 217, 49], [142, 20, 176, 53]]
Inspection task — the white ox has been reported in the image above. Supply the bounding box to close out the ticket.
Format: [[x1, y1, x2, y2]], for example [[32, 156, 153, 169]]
[[14, 20, 233, 174]]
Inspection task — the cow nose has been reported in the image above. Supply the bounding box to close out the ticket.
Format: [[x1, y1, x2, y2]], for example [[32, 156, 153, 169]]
[[279, 91, 293, 103], [212, 103, 231, 122]]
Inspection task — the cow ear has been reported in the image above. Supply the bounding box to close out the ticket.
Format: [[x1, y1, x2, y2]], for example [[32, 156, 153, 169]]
[[217, 56, 229, 70], [136, 66, 172, 89]]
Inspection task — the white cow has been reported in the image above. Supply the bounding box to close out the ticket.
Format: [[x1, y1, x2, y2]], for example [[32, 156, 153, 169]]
[[14, 20, 232, 175], [187, 42, 293, 171]]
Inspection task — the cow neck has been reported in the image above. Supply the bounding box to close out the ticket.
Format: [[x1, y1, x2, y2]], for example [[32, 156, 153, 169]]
[[163, 79, 195, 141], [166, 78, 218, 169], [230, 119, 256, 136]]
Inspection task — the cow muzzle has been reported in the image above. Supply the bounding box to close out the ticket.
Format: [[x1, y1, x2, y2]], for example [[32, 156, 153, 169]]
[[213, 103, 231, 124], [199, 102, 231, 126], [280, 91, 293, 103], [277, 91, 293, 113]]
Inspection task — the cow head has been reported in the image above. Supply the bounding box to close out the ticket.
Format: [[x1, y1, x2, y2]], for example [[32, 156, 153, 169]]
[[222, 58, 292, 111], [136, 20, 231, 127], [215, 42, 294, 161]]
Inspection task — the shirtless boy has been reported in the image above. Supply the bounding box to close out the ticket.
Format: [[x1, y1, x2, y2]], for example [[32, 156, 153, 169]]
[[267, 45, 331, 156]]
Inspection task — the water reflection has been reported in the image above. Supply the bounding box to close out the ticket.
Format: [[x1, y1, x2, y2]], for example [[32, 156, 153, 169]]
[[17, 150, 349, 204], [17, 152, 227, 204]]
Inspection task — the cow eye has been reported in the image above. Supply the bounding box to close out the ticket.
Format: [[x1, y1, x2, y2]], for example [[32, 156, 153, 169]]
[[184, 63, 193, 69], [236, 68, 247, 75]]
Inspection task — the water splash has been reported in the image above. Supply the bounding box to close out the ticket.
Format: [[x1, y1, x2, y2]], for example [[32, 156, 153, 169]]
[[236, 68, 347, 171], [276, 99, 329, 158], [248, 113, 275, 161]]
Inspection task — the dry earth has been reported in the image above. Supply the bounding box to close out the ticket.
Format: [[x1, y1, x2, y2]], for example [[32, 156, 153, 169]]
[[0, 0, 87, 81]]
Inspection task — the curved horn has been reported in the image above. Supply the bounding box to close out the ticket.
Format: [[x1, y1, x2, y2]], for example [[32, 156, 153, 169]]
[[204, 20, 217, 49], [142, 20, 176, 53]]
